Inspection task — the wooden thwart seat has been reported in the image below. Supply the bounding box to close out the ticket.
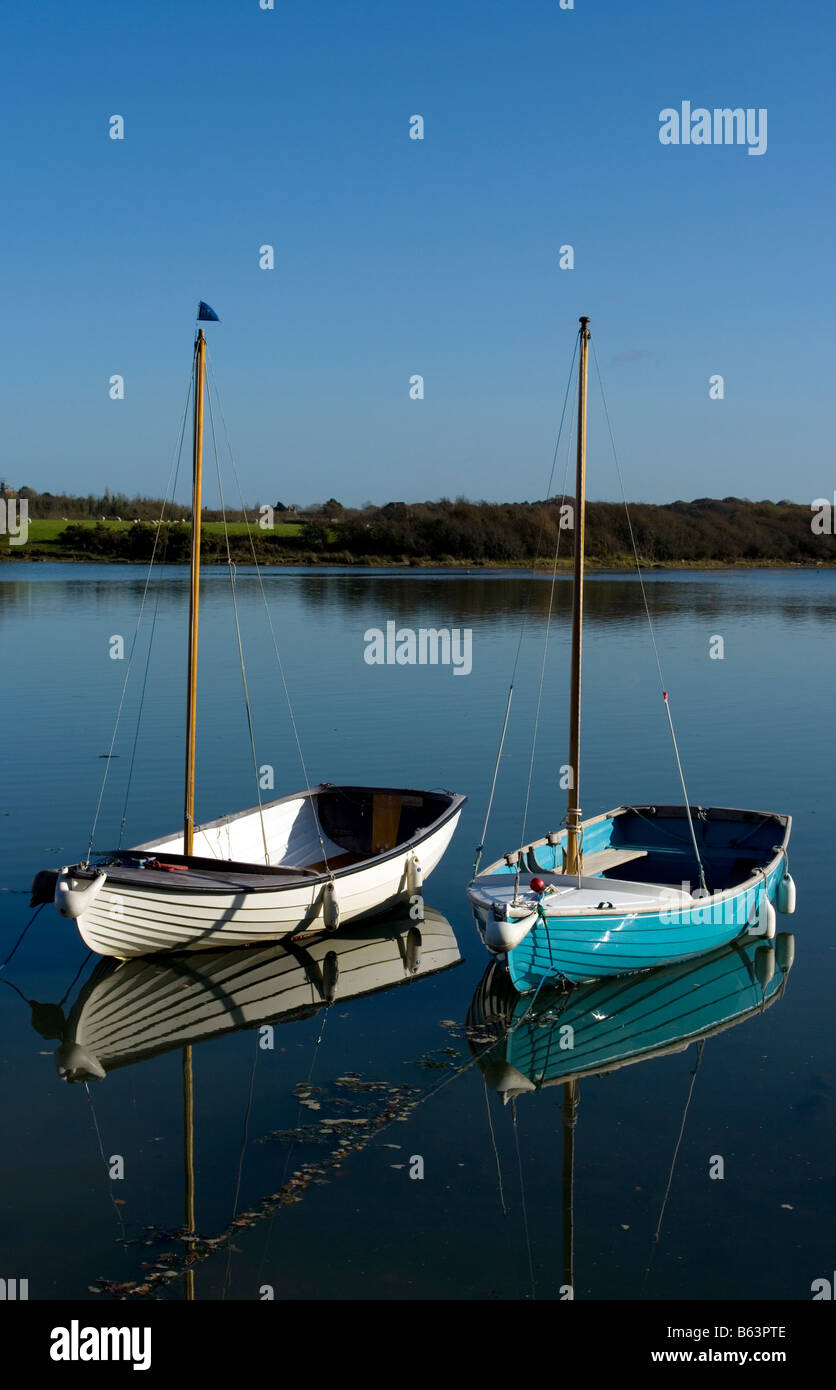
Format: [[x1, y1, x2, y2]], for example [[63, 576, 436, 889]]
[[580, 847, 648, 874], [304, 850, 370, 873], [372, 793, 402, 853]]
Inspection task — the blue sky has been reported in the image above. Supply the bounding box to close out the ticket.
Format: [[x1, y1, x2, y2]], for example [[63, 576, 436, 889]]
[[2, 0, 833, 508]]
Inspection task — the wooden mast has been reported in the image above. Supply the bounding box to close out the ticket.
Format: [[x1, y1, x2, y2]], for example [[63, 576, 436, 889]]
[[561, 1078, 579, 1294], [184, 328, 206, 857], [182, 323, 205, 1301], [565, 316, 590, 877], [183, 1044, 196, 1300]]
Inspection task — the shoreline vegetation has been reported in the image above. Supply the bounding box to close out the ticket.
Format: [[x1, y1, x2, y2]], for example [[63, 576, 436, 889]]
[[1, 490, 833, 569]]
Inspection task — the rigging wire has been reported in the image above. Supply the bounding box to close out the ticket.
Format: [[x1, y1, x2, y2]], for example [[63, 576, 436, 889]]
[[278, 1004, 331, 1196], [205, 350, 332, 872], [590, 339, 707, 893], [520, 365, 578, 851], [205, 377, 270, 865], [474, 332, 580, 872], [83, 1081, 127, 1239], [641, 1039, 705, 1295], [85, 365, 195, 864], [511, 1099, 536, 1300], [222, 1037, 260, 1300], [473, 687, 513, 875], [482, 1073, 530, 1298], [116, 587, 164, 850], [252, 996, 333, 1290], [116, 464, 185, 848]]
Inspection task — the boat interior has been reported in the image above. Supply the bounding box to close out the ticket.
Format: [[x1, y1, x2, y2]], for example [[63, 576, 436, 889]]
[[77, 785, 461, 888], [492, 805, 790, 897]]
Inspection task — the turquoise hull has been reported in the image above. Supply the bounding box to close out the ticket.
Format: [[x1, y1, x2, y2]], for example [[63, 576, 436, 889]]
[[468, 804, 793, 989], [506, 860, 783, 991], [468, 933, 794, 1090]]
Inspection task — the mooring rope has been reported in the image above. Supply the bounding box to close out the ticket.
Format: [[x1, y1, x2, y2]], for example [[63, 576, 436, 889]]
[[0, 904, 45, 970], [483, 1073, 508, 1217]]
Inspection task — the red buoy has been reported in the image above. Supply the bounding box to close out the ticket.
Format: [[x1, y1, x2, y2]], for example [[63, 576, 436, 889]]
[[530, 877, 546, 893]]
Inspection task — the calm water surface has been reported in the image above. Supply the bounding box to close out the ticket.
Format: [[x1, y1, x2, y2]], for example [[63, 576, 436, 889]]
[[0, 563, 833, 1300]]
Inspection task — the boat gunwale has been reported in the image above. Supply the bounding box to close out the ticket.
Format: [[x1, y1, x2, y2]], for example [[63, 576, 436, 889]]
[[64, 784, 466, 895], [469, 804, 791, 919]]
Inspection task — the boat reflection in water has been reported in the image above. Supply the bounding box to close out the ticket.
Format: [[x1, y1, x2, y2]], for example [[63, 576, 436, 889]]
[[51, 905, 461, 1083], [24, 905, 462, 1300], [468, 932, 794, 1098], [467, 933, 795, 1296]]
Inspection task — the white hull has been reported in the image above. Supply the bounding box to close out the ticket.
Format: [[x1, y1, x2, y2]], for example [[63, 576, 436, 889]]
[[65, 786, 463, 958]]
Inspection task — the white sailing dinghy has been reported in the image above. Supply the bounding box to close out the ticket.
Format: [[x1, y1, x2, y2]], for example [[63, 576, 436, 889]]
[[33, 306, 464, 957], [467, 316, 795, 991]]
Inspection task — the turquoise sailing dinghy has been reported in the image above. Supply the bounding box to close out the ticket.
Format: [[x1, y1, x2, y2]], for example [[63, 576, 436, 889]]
[[467, 318, 796, 991], [469, 804, 794, 991]]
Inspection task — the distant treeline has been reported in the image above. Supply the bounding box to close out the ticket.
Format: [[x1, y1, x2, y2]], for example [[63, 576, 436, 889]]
[[307, 497, 832, 565], [3, 487, 834, 566]]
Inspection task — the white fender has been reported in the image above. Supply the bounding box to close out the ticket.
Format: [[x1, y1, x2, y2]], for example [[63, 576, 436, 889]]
[[485, 909, 538, 952], [775, 933, 795, 973], [776, 873, 796, 915], [54, 869, 107, 920], [55, 1041, 106, 1082], [322, 950, 339, 1003], [754, 944, 775, 990], [483, 1060, 537, 1104], [405, 926, 422, 974], [748, 890, 776, 940], [322, 880, 340, 931], [406, 853, 423, 895]]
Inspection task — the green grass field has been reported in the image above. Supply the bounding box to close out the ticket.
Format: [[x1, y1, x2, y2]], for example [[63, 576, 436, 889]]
[[204, 521, 302, 537], [26, 519, 303, 541], [27, 519, 92, 540]]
